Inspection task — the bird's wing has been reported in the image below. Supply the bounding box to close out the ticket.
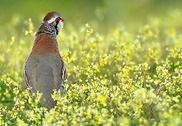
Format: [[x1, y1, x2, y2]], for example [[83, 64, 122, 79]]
[[24, 56, 38, 94], [51, 54, 67, 92], [56, 54, 67, 81], [24, 62, 33, 94], [61, 59, 67, 81], [24, 68, 30, 89]]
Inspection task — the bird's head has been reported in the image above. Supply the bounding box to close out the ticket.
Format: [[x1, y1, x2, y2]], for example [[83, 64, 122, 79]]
[[43, 11, 64, 35]]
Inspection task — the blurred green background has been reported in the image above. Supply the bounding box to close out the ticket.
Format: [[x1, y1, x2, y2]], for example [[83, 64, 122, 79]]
[[0, 0, 182, 31], [0, 1, 182, 125]]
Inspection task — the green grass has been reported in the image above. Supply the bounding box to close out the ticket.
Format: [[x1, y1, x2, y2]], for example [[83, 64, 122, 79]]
[[0, 12, 182, 126]]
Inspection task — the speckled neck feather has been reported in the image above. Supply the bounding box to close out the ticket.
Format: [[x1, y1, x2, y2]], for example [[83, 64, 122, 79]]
[[36, 22, 58, 37]]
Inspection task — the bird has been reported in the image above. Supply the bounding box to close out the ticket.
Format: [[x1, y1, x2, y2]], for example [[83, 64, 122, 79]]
[[24, 11, 67, 110]]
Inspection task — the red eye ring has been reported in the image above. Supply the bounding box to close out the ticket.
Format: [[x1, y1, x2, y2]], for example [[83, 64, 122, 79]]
[[60, 17, 64, 22], [55, 17, 64, 22]]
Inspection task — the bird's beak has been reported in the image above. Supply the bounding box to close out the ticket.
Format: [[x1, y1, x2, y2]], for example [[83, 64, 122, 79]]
[[60, 17, 64, 22], [57, 18, 64, 30]]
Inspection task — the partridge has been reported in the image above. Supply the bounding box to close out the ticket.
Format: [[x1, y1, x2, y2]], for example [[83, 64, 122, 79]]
[[24, 11, 67, 109]]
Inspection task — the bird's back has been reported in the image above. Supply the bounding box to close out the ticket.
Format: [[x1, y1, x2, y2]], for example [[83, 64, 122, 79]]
[[24, 33, 66, 109]]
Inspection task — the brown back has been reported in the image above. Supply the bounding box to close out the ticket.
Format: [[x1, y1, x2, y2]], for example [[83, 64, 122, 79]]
[[31, 33, 59, 55]]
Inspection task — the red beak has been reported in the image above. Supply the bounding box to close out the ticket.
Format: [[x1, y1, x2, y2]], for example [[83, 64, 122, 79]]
[[55, 17, 64, 23], [60, 17, 64, 22]]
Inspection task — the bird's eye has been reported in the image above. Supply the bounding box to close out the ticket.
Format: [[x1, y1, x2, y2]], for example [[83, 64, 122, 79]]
[[55, 17, 64, 23]]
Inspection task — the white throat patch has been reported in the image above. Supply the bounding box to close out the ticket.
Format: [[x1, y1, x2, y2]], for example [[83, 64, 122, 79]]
[[57, 21, 64, 30]]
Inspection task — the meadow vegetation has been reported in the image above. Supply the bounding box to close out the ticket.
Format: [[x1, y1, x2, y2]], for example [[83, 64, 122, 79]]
[[0, 5, 182, 126]]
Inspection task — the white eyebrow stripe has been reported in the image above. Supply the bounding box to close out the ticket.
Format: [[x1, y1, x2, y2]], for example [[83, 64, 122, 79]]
[[47, 16, 58, 23]]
